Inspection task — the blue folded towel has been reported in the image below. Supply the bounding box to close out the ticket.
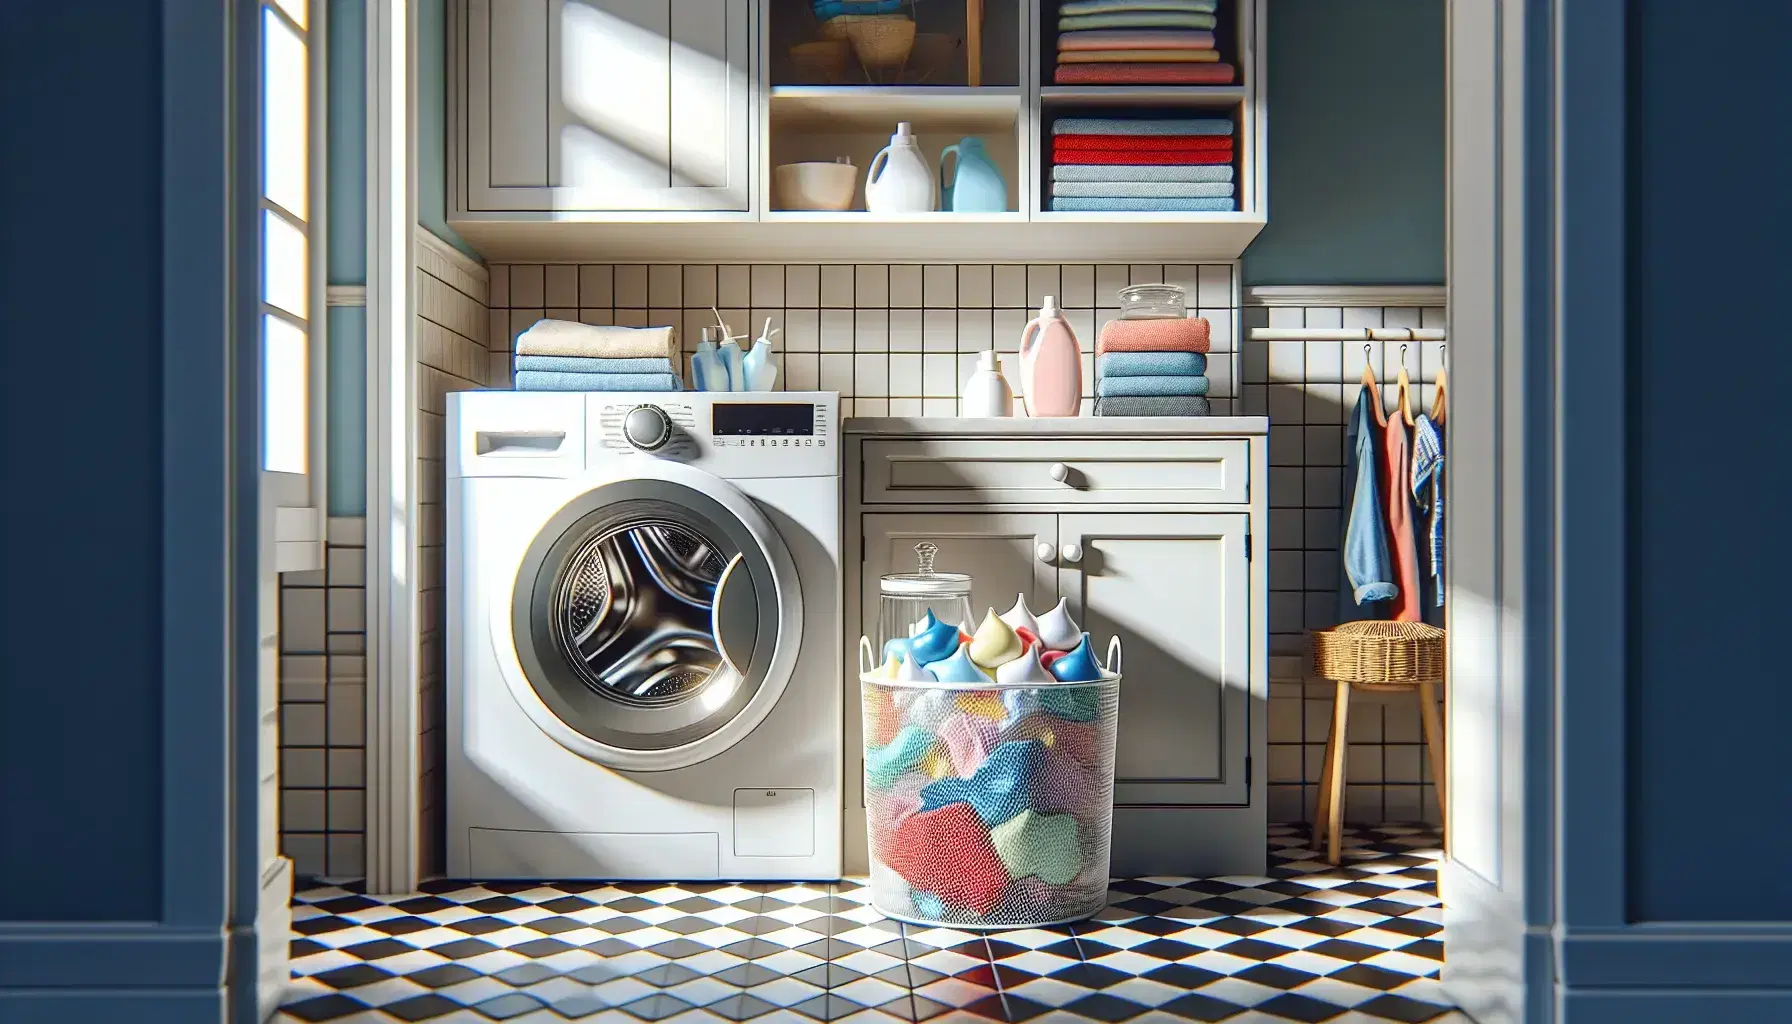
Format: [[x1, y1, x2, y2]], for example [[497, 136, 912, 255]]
[[513, 370, 682, 392], [1054, 181, 1234, 199], [1060, 0, 1218, 12], [1051, 197, 1236, 212], [1097, 351, 1207, 377], [1095, 374, 1211, 398], [1054, 164, 1234, 183], [1052, 117, 1233, 136], [514, 355, 676, 375], [1096, 395, 1211, 416]]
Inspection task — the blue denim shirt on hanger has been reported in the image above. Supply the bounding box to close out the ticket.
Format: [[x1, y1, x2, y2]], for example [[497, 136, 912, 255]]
[[1339, 382, 1397, 623]]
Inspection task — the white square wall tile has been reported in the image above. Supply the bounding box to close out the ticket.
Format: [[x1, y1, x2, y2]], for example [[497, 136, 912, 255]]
[[956, 265, 992, 307], [1267, 307, 1304, 328], [820, 309, 854, 352], [1342, 306, 1383, 330], [785, 353, 819, 391], [1094, 264, 1129, 303], [783, 309, 819, 352], [751, 265, 785, 307], [923, 309, 957, 352], [923, 264, 956, 306], [889, 309, 924, 351], [784, 265, 820, 307], [956, 309, 992, 353], [1197, 264, 1233, 307], [889, 265, 924, 307], [614, 265, 649, 307], [717, 265, 751, 307], [854, 265, 887, 307], [820, 353, 853, 394], [1026, 265, 1059, 305], [681, 265, 717, 308], [1128, 264, 1163, 285], [487, 264, 510, 307], [854, 354, 890, 397], [889, 398, 923, 416], [1383, 306, 1422, 329], [821, 265, 855, 307], [1059, 264, 1095, 307], [923, 353, 958, 397], [544, 265, 578, 307], [509, 265, 544, 307], [889, 354, 923, 395], [854, 309, 888, 352], [1304, 306, 1343, 329], [992, 264, 1027, 307], [648, 265, 683, 307]]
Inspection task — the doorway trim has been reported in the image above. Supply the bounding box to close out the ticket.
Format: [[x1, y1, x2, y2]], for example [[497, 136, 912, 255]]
[[364, 0, 422, 895]]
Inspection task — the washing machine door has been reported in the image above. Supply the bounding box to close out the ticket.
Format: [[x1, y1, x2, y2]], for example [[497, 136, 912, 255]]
[[497, 459, 804, 771]]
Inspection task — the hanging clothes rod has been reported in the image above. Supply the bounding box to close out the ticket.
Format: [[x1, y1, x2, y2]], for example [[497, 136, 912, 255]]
[[1247, 328, 1447, 341]]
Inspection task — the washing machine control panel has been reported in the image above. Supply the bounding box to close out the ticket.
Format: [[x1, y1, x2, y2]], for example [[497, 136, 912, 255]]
[[590, 394, 838, 477]]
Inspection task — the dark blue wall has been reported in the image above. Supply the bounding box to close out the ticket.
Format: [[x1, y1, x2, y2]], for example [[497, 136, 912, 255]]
[[1623, 0, 1792, 924], [0, 0, 166, 923], [1241, 0, 1445, 286]]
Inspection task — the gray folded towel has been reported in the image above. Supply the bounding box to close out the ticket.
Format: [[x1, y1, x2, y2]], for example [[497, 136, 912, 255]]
[[1095, 395, 1212, 416]]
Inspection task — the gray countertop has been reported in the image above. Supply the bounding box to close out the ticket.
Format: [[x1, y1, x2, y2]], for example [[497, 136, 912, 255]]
[[844, 416, 1269, 437]]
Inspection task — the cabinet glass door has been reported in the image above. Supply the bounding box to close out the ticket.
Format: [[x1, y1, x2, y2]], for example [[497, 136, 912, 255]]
[[1058, 513, 1251, 805]]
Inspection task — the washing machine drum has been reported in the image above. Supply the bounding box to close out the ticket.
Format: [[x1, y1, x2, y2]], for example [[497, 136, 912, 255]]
[[507, 474, 802, 764]]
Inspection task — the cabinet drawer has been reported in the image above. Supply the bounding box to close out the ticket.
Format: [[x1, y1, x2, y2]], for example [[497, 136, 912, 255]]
[[862, 438, 1250, 504]]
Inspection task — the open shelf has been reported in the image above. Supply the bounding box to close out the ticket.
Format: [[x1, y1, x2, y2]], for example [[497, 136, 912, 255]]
[[761, 210, 1026, 223], [769, 86, 1023, 133]]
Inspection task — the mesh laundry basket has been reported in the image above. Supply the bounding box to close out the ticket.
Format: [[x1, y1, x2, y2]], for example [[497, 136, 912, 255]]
[[857, 637, 1121, 929]]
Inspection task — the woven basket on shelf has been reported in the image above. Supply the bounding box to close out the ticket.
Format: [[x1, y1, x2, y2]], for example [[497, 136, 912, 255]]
[[1310, 620, 1445, 690], [822, 14, 917, 68]]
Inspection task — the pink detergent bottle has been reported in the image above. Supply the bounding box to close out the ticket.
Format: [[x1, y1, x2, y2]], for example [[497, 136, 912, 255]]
[[1018, 296, 1083, 417]]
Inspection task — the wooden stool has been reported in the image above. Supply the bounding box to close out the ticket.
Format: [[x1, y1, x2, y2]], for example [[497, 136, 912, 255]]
[[1308, 621, 1447, 865]]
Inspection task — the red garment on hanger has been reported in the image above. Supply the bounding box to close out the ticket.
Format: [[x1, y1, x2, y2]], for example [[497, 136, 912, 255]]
[[1382, 413, 1422, 623]]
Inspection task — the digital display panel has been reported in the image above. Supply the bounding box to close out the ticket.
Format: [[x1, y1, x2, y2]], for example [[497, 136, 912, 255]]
[[712, 403, 815, 436]]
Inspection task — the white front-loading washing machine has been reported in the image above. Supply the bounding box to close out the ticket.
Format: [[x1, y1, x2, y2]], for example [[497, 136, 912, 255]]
[[447, 390, 841, 880]]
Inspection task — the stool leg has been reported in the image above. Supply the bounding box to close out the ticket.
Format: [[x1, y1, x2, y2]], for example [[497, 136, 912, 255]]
[[1312, 694, 1338, 852], [1325, 680, 1351, 865], [1418, 680, 1447, 828]]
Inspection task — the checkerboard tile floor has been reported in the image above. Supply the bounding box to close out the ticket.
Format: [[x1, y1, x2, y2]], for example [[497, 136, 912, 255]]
[[278, 825, 1457, 1023]]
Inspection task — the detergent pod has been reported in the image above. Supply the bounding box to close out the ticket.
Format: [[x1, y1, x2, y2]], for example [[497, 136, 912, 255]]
[[996, 644, 1055, 685], [895, 652, 933, 683], [999, 594, 1040, 637], [908, 613, 964, 667], [872, 655, 902, 680], [882, 635, 913, 665], [968, 608, 1025, 668], [1033, 597, 1082, 652], [927, 642, 994, 683], [1047, 633, 1103, 683]]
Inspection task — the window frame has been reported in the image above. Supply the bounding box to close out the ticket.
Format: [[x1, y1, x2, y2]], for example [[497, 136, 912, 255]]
[[260, 0, 327, 572]]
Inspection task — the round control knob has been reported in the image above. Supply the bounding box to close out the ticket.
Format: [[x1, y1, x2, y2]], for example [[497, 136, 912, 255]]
[[622, 405, 673, 451], [1060, 542, 1084, 564], [1049, 462, 1071, 483], [1035, 541, 1057, 563]]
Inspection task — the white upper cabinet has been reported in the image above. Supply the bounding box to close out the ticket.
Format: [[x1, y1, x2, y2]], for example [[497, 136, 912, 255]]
[[463, 0, 752, 213]]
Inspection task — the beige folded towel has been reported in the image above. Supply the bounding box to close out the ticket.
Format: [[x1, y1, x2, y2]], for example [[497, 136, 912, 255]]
[[514, 319, 678, 360], [1059, 48, 1219, 62]]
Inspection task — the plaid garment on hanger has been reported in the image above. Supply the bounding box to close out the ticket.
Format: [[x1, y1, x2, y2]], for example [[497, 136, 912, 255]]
[[1411, 414, 1445, 603]]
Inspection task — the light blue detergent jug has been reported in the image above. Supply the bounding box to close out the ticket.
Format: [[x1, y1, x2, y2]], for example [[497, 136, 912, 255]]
[[939, 137, 1007, 213]]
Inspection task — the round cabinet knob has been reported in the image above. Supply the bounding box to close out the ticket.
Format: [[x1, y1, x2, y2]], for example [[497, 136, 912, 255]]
[[1049, 462, 1071, 483], [1035, 541, 1057, 563], [622, 405, 673, 451], [1060, 542, 1084, 564]]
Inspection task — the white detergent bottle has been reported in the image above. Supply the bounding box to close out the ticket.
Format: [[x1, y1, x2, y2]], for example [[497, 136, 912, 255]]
[[864, 121, 936, 214], [960, 349, 1013, 417]]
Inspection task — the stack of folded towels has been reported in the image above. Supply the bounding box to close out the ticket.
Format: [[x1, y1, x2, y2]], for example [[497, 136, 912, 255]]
[[1054, 0, 1232, 85], [1094, 315, 1212, 416], [1049, 116, 1235, 212], [512, 319, 683, 392]]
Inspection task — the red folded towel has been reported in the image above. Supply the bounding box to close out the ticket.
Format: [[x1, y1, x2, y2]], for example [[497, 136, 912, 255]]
[[1096, 317, 1212, 355], [1051, 147, 1233, 166], [1054, 134, 1234, 152], [1054, 62, 1236, 85]]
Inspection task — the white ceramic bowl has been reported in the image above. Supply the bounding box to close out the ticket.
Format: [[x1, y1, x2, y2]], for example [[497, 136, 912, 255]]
[[774, 161, 858, 212]]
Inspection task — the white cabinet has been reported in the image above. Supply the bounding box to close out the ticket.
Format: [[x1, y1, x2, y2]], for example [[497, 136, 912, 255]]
[[462, 0, 752, 213], [847, 420, 1270, 877]]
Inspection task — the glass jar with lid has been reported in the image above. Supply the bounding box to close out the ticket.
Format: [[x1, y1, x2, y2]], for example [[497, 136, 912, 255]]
[[1116, 283, 1188, 320], [874, 542, 974, 659]]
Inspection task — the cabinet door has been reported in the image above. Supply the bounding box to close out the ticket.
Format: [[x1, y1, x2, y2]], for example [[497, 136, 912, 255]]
[[860, 513, 1057, 641], [466, 0, 751, 212], [1059, 513, 1251, 806]]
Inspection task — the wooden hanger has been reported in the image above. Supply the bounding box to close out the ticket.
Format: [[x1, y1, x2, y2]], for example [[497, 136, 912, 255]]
[[1433, 343, 1448, 425], [1396, 337, 1417, 426], [1360, 341, 1386, 426]]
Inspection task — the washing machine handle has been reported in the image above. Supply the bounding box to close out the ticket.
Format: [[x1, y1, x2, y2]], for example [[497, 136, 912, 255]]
[[711, 553, 759, 677]]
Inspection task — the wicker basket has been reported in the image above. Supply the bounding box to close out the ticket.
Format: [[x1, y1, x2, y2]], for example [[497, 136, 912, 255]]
[[790, 39, 850, 83], [1310, 620, 1445, 690], [822, 14, 917, 69]]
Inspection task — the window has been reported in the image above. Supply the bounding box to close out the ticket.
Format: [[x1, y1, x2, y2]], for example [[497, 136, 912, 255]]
[[260, 0, 325, 568]]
